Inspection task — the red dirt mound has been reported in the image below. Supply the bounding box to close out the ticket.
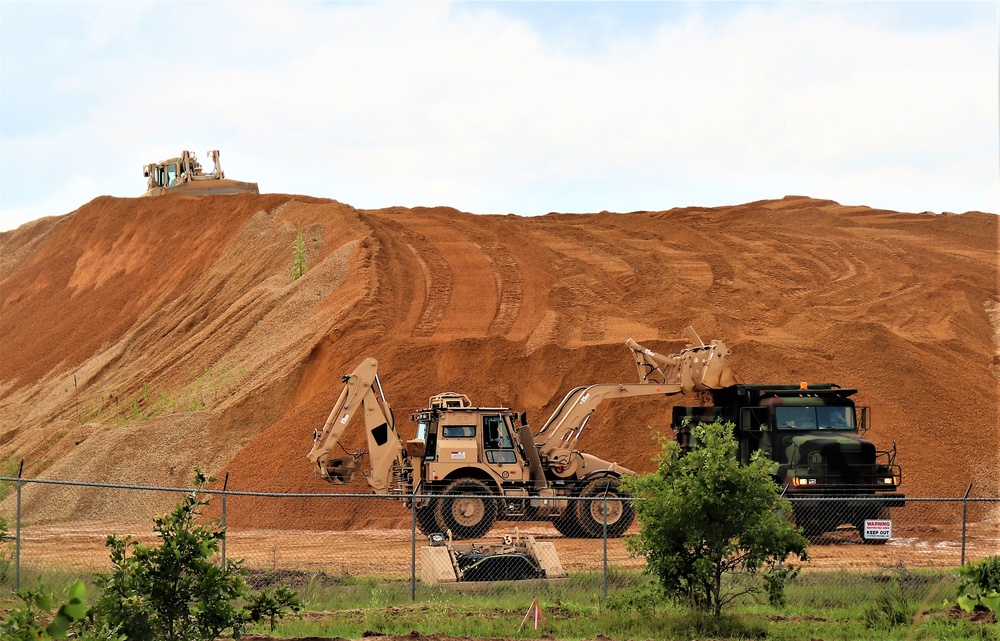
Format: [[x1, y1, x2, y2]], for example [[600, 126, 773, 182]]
[[1, 194, 996, 530]]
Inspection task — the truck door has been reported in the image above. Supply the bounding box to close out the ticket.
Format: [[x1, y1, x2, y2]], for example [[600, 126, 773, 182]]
[[483, 414, 524, 482]]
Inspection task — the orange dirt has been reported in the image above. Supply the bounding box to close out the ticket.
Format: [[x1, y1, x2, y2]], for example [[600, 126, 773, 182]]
[[1, 194, 997, 534]]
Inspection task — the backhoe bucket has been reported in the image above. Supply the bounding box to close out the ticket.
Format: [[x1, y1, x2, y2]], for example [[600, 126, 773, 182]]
[[325, 455, 362, 484]]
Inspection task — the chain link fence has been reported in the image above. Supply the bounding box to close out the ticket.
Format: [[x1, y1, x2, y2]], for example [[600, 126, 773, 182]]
[[2, 474, 997, 608]]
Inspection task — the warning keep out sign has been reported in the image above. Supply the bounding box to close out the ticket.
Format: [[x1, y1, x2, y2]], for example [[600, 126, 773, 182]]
[[864, 519, 892, 539]]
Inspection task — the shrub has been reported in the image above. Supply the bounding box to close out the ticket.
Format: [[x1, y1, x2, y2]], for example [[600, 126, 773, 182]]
[[957, 555, 1000, 612], [91, 471, 300, 640], [624, 420, 808, 617], [291, 230, 309, 281], [0, 580, 122, 641]]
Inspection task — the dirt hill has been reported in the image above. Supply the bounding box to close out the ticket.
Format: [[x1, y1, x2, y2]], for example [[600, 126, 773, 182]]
[[0, 194, 996, 528]]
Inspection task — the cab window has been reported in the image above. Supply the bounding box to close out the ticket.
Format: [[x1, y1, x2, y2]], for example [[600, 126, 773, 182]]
[[816, 406, 854, 430], [483, 415, 516, 464], [442, 425, 475, 438], [775, 407, 817, 430]]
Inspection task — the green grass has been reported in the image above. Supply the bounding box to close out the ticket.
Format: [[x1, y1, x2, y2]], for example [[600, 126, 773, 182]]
[[5, 564, 993, 640], [237, 566, 993, 640], [70, 365, 244, 426]]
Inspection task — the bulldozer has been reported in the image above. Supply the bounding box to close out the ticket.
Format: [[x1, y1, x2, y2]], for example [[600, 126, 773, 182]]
[[142, 150, 259, 196], [306, 328, 736, 539]]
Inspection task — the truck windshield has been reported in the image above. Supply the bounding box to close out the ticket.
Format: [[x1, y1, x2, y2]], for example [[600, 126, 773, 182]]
[[775, 406, 854, 430], [775, 407, 817, 429], [816, 406, 854, 430]]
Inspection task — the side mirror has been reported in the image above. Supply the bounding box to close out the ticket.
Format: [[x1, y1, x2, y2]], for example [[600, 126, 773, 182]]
[[858, 407, 870, 433]]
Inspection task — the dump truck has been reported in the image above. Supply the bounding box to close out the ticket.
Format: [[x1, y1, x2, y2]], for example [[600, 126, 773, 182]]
[[142, 150, 259, 196], [672, 382, 905, 543], [306, 330, 736, 539]]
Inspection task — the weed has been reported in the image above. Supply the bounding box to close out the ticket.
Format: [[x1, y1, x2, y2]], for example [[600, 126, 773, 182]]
[[291, 230, 309, 282], [862, 589, 915, 630]]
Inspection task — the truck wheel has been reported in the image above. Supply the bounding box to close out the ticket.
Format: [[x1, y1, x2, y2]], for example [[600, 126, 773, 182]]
[[551, 512, 580, 538], [575, 477, 634, 538], [416, 505, 442, 536], [435, 479, 498, 539]]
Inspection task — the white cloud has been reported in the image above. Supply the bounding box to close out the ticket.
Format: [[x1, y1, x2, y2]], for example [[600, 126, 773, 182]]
[[1, 1, 996, 232]]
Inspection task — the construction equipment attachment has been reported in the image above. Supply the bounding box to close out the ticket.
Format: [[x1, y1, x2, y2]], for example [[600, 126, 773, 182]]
[[420, 532, 565, 585]]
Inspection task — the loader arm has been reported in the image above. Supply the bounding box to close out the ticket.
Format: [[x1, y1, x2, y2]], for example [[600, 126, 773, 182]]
[[627, 327, 737, 390], [533, 331, 737, 475], [306, 357, 406, 492]]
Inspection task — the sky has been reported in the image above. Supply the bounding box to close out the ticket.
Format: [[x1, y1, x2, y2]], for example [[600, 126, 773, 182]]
[[1, 1, 997, 232]]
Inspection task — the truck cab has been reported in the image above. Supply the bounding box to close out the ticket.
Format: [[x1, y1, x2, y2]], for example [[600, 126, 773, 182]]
[[408, 397, 531, 490]]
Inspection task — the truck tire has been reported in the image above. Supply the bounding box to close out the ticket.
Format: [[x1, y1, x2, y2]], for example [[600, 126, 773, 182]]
[[435, 479, 498, 539], [551, 512, 580, 538], [416, 505, 442, 536], [574, 477, 634, 538]]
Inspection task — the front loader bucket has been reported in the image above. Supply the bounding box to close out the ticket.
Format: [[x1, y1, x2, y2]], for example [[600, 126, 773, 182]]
[[325, 455, 362, 484]]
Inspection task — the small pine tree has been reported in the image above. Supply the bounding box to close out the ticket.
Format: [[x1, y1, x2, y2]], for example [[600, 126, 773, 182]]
[[291, 231, 308, 281], [624, 420, 808, 617]]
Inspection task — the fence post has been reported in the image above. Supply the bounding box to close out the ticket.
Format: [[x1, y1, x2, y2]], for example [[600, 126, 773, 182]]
[[221, 472, 229, 571], [602, 480, 609, 601], [961, 482, 972, 566], [15, 460, 23, 591], [411, 486, 418, 601]]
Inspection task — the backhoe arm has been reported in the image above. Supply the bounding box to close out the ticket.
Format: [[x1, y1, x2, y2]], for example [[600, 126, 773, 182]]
[[533, 330, 737, 477], [306, 357, 405, 492]]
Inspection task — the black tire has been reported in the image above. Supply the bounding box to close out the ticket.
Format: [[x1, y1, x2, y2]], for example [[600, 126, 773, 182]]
[[574, 477, 635, 538], [551, 512, 580, 538], [434, 479, 498, 539], [792, 503, 839, 539], [416, 505, 442, 536]]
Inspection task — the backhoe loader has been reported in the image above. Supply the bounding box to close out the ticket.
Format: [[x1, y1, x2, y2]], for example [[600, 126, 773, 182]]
[[306, 329, 735, 539]]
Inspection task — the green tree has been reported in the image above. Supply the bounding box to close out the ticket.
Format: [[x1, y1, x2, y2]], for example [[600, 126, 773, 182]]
[[624, 420, 808, 617], [92, 471, 299, 641]]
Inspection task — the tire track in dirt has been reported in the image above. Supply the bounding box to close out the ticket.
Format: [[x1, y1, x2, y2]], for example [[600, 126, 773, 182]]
[[370, 210, 498, 340], [518, 217, 628, 345], [456, 221, 524, 338], [359, 211, 445, 338]]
